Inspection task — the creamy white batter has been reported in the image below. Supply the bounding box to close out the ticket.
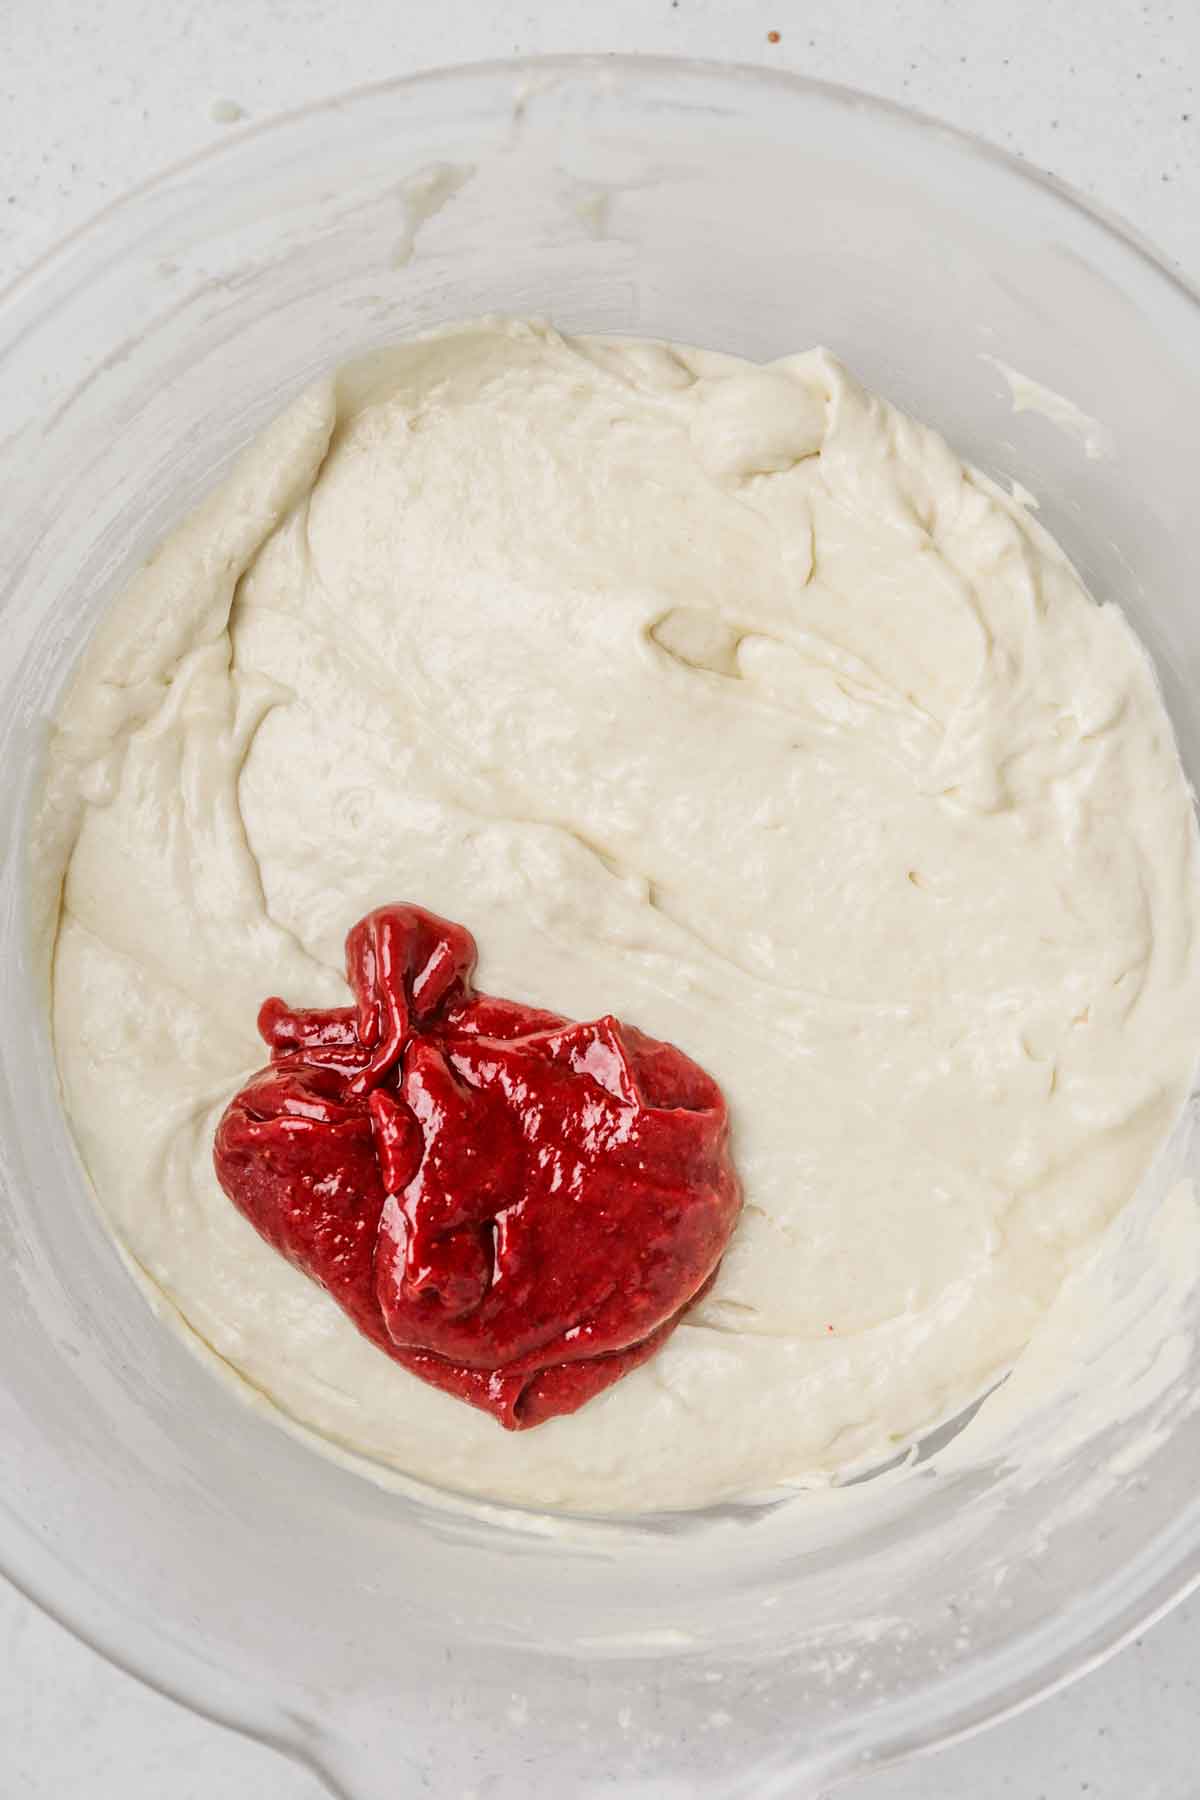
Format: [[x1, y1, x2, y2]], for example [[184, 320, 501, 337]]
[[37, 319, 1200, 1514]]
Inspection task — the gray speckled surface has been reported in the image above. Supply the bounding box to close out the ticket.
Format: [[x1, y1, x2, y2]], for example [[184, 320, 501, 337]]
[[3, 2, 1199, 1794]]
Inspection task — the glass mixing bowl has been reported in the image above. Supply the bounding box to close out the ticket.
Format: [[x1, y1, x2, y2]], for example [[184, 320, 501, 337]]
[[3, 56, 1200, 1800]]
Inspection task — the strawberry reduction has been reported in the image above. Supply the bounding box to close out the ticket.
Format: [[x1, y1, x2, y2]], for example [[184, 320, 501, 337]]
[[214, 905, 741, 1428]]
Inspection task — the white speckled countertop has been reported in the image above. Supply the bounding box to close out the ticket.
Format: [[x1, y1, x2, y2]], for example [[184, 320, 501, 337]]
[[3, 2, 1199, 1795]]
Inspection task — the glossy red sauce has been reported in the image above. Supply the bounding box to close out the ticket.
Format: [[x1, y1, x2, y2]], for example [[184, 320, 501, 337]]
[[213, 905, 741, 1428]]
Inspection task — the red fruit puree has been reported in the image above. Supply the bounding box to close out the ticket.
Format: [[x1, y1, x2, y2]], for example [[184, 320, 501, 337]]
[[213, 905, 741, 1429]]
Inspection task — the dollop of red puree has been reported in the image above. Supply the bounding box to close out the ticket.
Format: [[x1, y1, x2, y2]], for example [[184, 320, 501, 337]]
[[213, 905, 741, 1429]]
